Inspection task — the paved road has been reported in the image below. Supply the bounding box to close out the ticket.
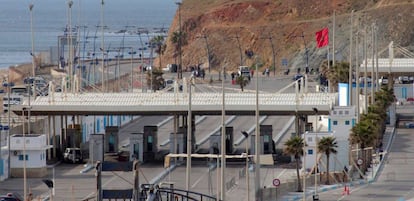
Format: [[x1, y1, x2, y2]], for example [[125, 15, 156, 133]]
[[313, 105, 414, 201]]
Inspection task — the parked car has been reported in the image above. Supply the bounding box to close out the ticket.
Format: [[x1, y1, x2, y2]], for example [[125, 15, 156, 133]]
[[378, 76, 388, 85], [0, 193, 23, 201], [63, 148, 83, 163], [293, 74, 303, 81], [405, 122, 414, 128], [398, 76, 409, 84]]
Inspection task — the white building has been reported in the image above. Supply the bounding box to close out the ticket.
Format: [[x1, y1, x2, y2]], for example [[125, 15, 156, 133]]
[[303, 106, 356, 173], [10, 134, 52, 178]]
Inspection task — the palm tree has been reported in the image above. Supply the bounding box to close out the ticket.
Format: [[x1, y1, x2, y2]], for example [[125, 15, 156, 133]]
[[350, 118, 377, 173], [170, 31, 187, 62], [284, 136, 305, 192], [235, 75, 249, 91], [320, 61, 350, 92], [317, 136, 338, 184], [150, 35, 166, 69], [146, 68, 165, 91]]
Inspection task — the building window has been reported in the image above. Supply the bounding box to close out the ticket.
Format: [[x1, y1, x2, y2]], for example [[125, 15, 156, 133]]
[[333, 120, 338, 125], [345, 111, 349, 115], [345, 120, 350, 125], [18, 155, 28, 161], [339, 111, 343, 115], [308, 149, 313, 155], [307, 137, 313, 142]]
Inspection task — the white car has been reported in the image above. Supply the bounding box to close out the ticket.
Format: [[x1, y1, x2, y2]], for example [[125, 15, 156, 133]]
[[63, 148, 83, 163], [378, 76, 388, 85]]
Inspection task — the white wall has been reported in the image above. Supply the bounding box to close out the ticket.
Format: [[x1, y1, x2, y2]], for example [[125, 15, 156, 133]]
[[47, 115, 138, 144], [11, 150, 46, 168]]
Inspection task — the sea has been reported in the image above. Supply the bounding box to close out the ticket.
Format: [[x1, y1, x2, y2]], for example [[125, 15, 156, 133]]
[[0, 0, 176, 69]]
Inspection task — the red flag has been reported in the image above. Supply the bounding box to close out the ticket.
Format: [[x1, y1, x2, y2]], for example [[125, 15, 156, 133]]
[[315, 28, 329, 48]]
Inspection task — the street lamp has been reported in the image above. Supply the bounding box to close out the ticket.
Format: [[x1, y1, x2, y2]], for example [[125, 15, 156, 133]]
[[254, 59, 261, 201], [197, 34, 211, 75], [312, 108, 319, 201], [100, 0, 105, 92], [175, 1, 183, 80], [268, 36, 276, 76], [67, 0, 74, 93], [349, 10, 354, 106], [29, 4, 35, 78], [241, 131, 250, 201], [234, 33, 243, 66], [3, 80, 12, 178], [220, 60, 226, 201], [129, 49, 136, 92], [186, 77, 193, 191]]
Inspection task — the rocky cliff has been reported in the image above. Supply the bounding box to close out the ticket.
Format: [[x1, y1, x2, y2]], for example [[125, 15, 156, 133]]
[[158, 0, 414, 75]]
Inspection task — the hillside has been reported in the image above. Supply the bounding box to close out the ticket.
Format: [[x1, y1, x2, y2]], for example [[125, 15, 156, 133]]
[[157, 0, 414, 75]]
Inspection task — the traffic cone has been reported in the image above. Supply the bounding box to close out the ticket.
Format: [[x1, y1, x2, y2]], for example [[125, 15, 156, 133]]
[[342, 185, 350, 195]]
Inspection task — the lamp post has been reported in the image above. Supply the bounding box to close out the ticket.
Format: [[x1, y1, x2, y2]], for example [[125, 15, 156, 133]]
[[175, 1, 183, 80], [3, 79, 12, 178], [254, 60, 261, 201], [241, 131, 250, 201], [29, 4, 35, 78], [100, 0, 105, 92], [268, 36, 276, 76], [186, 78, 193, 191], [235, 33, 243, 66], [349, 10, 354, 106], [137, 31, 145, 92], [312, 108, 319, 201], [129, 49, 136, 92], [198, 34, 211, 75], [67, 0, 74, 93], [22, 106, 29, 201], [220, 61, 226, 201]]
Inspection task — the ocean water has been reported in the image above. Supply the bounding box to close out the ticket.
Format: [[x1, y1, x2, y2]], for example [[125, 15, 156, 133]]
[[0, 0, 176, 69]]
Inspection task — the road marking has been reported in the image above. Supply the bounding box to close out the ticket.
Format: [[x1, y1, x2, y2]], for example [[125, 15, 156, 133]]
[[277, 169, 287, 179], [337, 184, 367, 201], [192, 167, 213, 188]]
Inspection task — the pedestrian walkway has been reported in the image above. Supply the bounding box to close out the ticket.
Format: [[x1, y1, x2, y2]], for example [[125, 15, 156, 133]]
[[281, 125, 396, 201]]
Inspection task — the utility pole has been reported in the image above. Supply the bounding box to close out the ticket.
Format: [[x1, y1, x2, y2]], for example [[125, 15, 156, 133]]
[[220, 65, 226, 201], [349, 10, 354, 106], [234, 33, 243, 66], [269, 36, 276, 76], [176, 1, 183, 80], [200, 34, 211, 75], [100, 0, 105, 92], [254, 60, 261, 201]]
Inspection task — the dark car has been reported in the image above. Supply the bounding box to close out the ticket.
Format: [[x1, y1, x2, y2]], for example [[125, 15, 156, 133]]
[[293, 74, 303, 81], [0, 193, 23, 201]]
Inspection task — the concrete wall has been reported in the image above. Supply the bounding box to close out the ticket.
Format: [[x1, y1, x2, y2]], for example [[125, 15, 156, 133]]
[[11, 167, 47, 178], [262, 172, 347, 201]]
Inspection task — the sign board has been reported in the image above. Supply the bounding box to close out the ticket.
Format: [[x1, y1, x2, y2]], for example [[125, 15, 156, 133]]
[[281, 58, 288, 66], [357, 158, 363, 165], [273, 178, 280, 187]]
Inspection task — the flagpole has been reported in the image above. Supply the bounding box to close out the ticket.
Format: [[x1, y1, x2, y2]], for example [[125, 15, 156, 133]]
[[332, 11, 336, 66], [349, 10, 354, 106]]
